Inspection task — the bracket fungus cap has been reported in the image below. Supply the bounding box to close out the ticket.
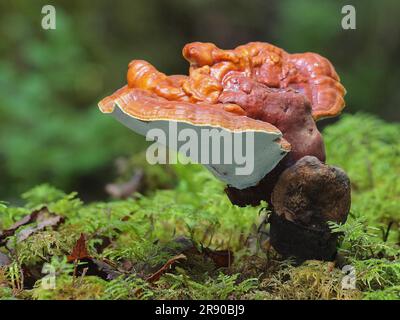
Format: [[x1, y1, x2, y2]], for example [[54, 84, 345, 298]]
[[99, 86, 290, 189], [98, 42, 345, 190], [182, 42, 346, 120]]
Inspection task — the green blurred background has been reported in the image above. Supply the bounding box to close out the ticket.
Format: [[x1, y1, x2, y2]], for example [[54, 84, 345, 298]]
[[0, 0, 399, 201]]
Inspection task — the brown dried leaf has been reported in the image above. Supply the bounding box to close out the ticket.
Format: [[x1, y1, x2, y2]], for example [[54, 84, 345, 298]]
[[67, 234, 91, 262], [145, 254, 186, 283], [0, 207, 48, 245], [17, 215, 65, 242], [203, 248, 234, 268]]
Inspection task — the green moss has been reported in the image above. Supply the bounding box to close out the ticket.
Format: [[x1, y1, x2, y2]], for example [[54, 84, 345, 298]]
[[153, 273, 259, 300], [0, 268, 14, 300], [0, 113, 399, 300], [257, 261, 363, 300], [114, 152, 178, 194], [31, 275, 107, 300], [363, 286, 400, 300], [325, 113, 400, 225]]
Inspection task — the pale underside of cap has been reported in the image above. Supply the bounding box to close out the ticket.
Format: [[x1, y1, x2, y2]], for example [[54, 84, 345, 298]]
[[99, 87, 290, 189]]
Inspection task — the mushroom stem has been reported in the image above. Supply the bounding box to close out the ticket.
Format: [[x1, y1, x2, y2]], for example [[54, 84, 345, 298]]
[[222, 76, 325, 206], [269, 156, 351, 261]]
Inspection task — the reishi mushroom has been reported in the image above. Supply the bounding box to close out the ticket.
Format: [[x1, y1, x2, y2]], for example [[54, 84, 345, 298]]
[[98, 41, 350, 261], [98, 86, 290, 189]]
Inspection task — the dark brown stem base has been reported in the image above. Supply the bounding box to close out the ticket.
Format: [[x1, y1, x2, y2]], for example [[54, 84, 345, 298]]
[[269, 212, 338, 262], [267, 156, 351, 262]]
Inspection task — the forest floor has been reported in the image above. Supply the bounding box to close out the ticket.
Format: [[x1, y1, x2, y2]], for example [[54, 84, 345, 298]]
[[0, 113, 399, 300]]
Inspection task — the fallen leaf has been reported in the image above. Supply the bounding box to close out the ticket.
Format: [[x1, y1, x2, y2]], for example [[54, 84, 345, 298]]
[[0, 207, 47, 245], [67, 234, 91, 262], [157, 237, 233, 271], [17, 215, 64, 242], [146, 254, 186, 283], [89, 258, 121, 280], [105, 169, 144, 199], [203, 248, 234, 268]]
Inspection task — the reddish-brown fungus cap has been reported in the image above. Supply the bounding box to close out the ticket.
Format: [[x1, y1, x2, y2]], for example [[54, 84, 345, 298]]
[[98, 85, 288, 136], [182, 42, 346, 120], [101, 42, 345, 121], [98, 76, 291, 190], [98, 41, 345, 188]]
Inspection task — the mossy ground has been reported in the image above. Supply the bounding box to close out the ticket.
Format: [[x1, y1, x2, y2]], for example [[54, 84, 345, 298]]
[[0, 113, 399, 300]]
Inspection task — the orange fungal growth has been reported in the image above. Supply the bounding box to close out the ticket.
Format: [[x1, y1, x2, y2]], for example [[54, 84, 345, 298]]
[[98, 41, 345, 201], [118, 42, 345, 120]]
